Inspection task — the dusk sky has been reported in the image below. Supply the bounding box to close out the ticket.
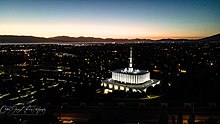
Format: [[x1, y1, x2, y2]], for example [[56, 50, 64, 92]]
[[0, 0, 220, 39]]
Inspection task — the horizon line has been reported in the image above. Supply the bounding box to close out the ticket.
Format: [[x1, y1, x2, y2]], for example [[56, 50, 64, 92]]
[[0, 34, 212, 40]]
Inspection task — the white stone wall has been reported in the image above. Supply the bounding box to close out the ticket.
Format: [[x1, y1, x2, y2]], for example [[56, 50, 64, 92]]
[[112, 71, 150, 84]]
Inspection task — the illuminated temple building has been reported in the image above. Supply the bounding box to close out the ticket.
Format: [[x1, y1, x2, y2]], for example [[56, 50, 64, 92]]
[[101, 47, 160, 92]]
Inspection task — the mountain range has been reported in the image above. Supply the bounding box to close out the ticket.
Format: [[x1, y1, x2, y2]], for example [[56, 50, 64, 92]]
[[0, 33, 219, 43]]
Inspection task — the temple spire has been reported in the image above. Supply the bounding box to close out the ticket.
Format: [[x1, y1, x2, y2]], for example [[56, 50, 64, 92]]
[[128, 47, 133, 72]]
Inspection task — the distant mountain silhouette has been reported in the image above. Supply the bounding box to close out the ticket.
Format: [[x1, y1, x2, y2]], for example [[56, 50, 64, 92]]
[[51, 36, 106, 42], [0, 33, 219, 43], [156, 38, 194, 41], [0, 35, 151, 43], [0, 35, 48, 43], [199, 33, 220, 41], [50, 36, 151, 43]]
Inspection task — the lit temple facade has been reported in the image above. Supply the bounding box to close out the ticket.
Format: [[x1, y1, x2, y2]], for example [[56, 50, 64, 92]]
[[101, 47, 160, 92]]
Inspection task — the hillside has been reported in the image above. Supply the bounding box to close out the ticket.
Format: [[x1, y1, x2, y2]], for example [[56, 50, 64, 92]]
[[199, 33, 220, 41]]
